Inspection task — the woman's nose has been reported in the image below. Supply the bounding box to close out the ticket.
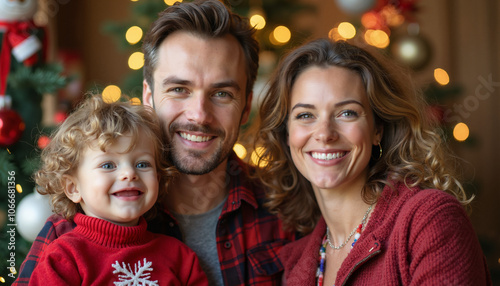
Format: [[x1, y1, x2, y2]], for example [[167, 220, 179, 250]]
[[314, 119, 338, 143]]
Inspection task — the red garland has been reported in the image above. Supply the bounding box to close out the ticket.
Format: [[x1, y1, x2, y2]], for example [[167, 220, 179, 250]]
[[0, 20, 47, 95]]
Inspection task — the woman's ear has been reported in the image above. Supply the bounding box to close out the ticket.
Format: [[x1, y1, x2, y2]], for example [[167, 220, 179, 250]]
[[63, 175, 82, 203], [373, 123, 384, 145]]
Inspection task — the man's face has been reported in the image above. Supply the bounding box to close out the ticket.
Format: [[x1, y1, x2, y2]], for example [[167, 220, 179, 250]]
[[143, 31, 252, 175]]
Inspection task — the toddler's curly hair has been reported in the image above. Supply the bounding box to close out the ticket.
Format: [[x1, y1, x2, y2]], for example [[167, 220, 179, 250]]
[[35, 94, 175, 221]]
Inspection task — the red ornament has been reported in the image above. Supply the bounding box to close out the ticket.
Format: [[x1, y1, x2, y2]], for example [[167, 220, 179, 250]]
[[0, 108, 25, 147], [37, 135, 51, 149], [54, 110, 68, 124]]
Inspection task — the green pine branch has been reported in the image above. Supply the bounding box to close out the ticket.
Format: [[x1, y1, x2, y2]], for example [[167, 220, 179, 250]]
[[8, 64, 69, 94]]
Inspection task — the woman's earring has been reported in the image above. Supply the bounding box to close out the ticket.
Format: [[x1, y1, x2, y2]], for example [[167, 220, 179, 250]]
[[378, 142, 383, 159]]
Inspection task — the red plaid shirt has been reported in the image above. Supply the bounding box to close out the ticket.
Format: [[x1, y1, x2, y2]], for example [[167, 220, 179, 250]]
[[14, 153, 296, 285]]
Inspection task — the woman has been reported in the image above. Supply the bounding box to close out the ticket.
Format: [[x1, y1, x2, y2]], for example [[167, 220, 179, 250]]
[[254, 39, 491, 285]]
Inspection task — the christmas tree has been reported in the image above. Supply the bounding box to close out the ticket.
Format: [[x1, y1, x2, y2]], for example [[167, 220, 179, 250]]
[[0, 1, 68, 284]]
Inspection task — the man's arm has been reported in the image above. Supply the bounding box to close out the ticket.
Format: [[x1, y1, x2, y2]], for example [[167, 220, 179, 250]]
[[13, 214, 75, 285]]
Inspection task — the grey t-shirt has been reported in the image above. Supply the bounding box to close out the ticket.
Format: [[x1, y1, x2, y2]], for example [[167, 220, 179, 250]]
[[173, 198, 226, 286]]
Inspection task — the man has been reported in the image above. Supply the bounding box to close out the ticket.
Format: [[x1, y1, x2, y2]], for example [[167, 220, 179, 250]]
[[14, 1, 294, 285]]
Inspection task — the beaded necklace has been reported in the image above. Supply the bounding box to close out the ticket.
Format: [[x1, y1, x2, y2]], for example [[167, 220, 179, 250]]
[[316, 205, 373, 286]]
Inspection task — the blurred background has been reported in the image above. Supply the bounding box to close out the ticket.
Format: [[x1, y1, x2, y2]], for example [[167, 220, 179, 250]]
[[0, 0, 498, 284]]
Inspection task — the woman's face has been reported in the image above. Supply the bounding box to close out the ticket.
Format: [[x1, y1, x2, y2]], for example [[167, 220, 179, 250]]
[[287, 65, 382, 192]]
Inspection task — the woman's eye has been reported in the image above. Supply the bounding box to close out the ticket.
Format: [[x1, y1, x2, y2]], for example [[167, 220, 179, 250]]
[[136, 161, 152, 169], [296, 112, 313, 120], [340, 110, 358, 118]]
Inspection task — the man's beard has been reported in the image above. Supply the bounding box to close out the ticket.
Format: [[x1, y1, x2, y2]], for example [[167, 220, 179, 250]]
[[168, 123, 235, 175]]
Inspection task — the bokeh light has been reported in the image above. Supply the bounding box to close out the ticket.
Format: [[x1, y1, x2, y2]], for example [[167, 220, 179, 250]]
[[337, 22, 356, 39], [128, 52, 144, 70], [272, 26, 291, 44], [233, 143, 247, 159], [434, 68, 450, 85], [102, 85, 122, 103], [453, 122, 469, 142], [126, 26, 143, 45], [250, 14, 266, 30], [129, 97, 142, 105], [364, 29, 390, 48], [250, 146, 268, 167], [164, 0, 181, 5], [328, 28, 344, 41]]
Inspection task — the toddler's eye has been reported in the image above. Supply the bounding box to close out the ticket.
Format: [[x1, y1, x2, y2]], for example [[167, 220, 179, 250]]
[[100, 162, 115, 169], [137, 161, 152, 169]]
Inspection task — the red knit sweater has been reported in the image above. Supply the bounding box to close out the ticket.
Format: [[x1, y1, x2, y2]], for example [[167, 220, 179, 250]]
[[281, 184, 492, 285], [29, 213, 208, 286]]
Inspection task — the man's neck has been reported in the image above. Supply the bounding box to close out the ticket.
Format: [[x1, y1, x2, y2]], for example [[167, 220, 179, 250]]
[[166, 159, 230, 215]]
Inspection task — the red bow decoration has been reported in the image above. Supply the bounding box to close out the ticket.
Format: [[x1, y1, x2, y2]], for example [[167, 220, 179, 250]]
[[0, 20, 47, 96]]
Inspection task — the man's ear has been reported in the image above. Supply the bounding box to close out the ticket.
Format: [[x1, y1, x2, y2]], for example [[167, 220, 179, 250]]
[[143, 79, 153, 107], [63, 175, 82, 203], [240, 92, 253, 125]]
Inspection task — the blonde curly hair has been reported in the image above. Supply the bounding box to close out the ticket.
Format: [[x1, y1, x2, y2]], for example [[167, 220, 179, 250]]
[[35, 94, 176, 221], [253, 39, 471, 235]]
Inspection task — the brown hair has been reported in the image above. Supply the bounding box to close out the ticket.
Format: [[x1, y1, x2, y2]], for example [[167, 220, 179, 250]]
[[253, 39, 470, 234], [35, 94, 175, 220], [142, 0, 259, 98]]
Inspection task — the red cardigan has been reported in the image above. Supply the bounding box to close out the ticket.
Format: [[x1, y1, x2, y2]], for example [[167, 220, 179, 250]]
[[280, 184, 492, 285], [30, 213, 208, 286]]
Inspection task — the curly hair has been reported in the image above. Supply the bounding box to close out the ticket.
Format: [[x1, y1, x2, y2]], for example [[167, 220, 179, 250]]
[[142, 0, 259, 98], [253, 39, 471, 235], [35, 94, 176, 221]]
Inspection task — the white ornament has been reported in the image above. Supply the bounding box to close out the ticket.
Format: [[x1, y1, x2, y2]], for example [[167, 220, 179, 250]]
[[335, 0, 377, 15], [0, 0, 38, 22], [391, 34, 431, 70], [15, 191, 53, 242], [112, 258, 158, 286]]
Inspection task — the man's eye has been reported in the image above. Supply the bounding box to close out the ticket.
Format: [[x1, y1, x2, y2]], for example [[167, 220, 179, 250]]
[[169, 87, 187, 93], [100, 162, 115, 169], [214, 91, 230, 98]]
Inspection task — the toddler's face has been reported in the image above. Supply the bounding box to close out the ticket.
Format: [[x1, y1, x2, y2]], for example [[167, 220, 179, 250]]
[[65, 132, 159, 226]]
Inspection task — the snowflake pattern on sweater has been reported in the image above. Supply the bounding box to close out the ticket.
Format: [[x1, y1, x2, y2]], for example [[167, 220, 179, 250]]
[[112, 258, 159, 286]]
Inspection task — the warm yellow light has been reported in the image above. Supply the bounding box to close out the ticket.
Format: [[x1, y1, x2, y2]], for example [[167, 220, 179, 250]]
[[126, 26, 143, 45], [273, 26, 291, 44], [233, 143, 247, 159], [164, 0, 181, 5], [434, 68, 450, 86], [0, 276, 5, 283], [250, 146, 268, 167], [365, 29, 389, 48], [128, 52, 144, 70], [453, 122, 469, 142], [250, 14, 266, 30], [337, 22, 356, 39], [9, 267, 16, 275], [130, 0, 139, 2], [102, 85, 122, 103], [328, 28, 343, 41], [16, 184, 22, 193], [129, 97, 142, 105]]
